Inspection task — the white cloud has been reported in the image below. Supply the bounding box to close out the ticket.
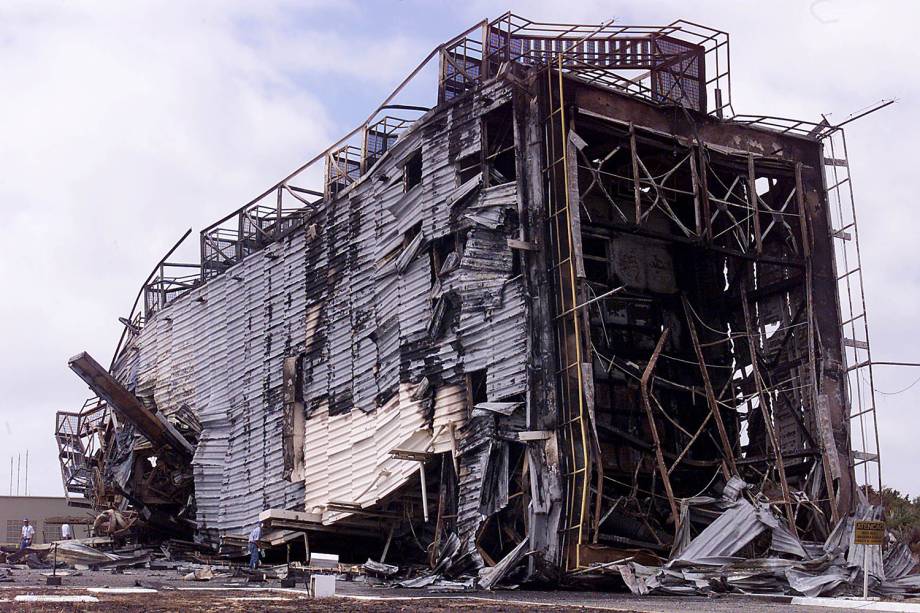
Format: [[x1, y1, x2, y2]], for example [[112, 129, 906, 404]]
[[3, 0, 919, 499], [0, 1, 417, 495], [465, 1, 920, 495]]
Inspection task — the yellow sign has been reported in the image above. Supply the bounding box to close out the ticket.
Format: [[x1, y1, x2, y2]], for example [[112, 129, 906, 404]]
[[854, 520, 885, 545]]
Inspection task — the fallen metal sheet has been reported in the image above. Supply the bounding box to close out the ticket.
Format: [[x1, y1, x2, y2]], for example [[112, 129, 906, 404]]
[[784, 566, 852, 597], [847, 500, 886, 581], [614, 498, 920, 599], [884, 543, 917, 580], [878, 575, 920, 596], [45, 542, 121, 566], [397, 573, 439, 589], [673, 499, 769, 564], [770, 521, 809, 559], [364, 559, 399, 578], [473, 402, 522, 416], [478, 538, 529, 590]]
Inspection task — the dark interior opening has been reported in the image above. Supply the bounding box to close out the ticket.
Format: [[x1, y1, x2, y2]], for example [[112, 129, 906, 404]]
[[403, 220, 423, 247], [405, 149, 423, 191], [483, 103, 516, 186], [469, 368, 488, 405], [458, 153, 480, 184]]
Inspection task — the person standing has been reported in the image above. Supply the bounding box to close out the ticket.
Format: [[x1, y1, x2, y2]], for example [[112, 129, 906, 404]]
[[18, 519, 35, 552], [248, 523, 262, 570], [61, 523, 73, 540]]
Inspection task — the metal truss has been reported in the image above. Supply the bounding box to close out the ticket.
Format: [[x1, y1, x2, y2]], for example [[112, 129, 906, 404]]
[[823, 127, 882, 496]]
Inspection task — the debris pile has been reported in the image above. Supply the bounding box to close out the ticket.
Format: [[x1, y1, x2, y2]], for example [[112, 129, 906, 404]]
[[0, 533, 346, 588], [57, 11, 892, 592], [596, 487, 920, 598], [353, 482, 920, 597]]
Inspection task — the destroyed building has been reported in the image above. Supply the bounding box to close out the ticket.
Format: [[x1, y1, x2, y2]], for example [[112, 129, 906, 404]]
[[56, 13, 886, 585]]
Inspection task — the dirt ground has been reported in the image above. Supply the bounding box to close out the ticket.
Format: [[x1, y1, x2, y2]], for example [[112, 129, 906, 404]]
[[0, 566, 888, 612], [0, 590, 604, 613]]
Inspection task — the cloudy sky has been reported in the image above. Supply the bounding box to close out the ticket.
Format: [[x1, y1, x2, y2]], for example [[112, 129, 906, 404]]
[[1, 0, 917, 498]]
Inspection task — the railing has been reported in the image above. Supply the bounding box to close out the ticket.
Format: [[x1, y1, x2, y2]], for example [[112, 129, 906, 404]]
[[199, 184, 322, 280], [325, 145, 362, 199], [56, 398, 110, 508], [116, 13, 739, 330], [144, 262, 201, 316], [731, 100, 896, 140], [730, 114, 828, 138], [364, 115, 415, 172], [441, 13, 733, 116]]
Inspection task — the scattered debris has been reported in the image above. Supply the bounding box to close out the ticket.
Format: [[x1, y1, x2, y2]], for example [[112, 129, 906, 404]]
[[183, 567, 218, 581], [364, 559, 399, 578], [55, 10, 902, 597]]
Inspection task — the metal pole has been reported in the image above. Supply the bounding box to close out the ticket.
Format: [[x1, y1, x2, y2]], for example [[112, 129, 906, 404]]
[[380, 523, 395, 564], [863, 545, 869, 598], [869, 361, 920, 368], [24, 450, 28, 496], [16, 453, 20, 496], [419, 464, 429, 522]]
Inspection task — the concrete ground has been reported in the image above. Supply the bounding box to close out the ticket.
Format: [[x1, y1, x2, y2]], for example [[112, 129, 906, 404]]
[[0, 566, 915, 612]]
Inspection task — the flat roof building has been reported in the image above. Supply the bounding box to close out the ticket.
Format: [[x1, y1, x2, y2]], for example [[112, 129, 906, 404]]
[[0, 496, 92, 546]]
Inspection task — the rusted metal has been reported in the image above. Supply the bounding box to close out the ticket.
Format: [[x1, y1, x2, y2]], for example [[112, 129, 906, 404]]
[[740, 280, 796, 532], [682, 297, 737, 477], [639, 328, 679, 531], [57, 12, 883, 588]]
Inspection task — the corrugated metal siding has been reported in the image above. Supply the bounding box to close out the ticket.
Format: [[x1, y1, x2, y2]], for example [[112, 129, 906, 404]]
[[114, 80, 528, 539]]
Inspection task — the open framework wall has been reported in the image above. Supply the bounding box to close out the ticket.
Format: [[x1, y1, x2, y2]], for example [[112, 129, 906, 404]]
[[540, 73, 856, 569]]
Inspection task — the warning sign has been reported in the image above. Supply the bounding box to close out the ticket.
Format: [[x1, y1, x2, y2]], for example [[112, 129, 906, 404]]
[[854, 520, 885, 545]]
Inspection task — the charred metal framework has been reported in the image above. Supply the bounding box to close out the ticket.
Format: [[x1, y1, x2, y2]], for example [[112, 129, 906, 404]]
[[59, 13, 882, 582]]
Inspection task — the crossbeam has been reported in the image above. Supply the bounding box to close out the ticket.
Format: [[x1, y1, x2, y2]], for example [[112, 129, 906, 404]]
[[68, 352, 194, 460]]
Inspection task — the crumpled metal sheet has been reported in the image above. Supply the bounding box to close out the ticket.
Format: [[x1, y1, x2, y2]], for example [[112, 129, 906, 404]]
[[770, 520, 808, 559], [846, 500, 886, 582], [878, 574, 920, 596], [884, 543, 916, 580], [673, 499, 769, 564], [473, 402, 522, 416], [478, 538, 529, 590], [614, 496, 919, 599], [784, 565, 853, 597], [479, 439, 509, 516]]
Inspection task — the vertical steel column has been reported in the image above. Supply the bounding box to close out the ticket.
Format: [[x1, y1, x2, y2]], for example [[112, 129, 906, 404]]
[[544, 58, 592, 572]]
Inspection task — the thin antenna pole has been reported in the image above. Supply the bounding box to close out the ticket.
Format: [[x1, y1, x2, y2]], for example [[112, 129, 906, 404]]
[[16, 453, 21, 496], [25, 450, 28, 496]]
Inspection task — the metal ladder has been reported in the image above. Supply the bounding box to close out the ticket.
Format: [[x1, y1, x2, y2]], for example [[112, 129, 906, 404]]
[[822, 127, 882, 495], [543, 58, 592, 572]]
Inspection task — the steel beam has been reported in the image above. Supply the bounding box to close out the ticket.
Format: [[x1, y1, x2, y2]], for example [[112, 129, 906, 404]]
[[68, 352, 194, 460]]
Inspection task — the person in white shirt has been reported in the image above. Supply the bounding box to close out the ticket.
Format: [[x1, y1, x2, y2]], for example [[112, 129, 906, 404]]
[[19, 519, 35, 552], [61, 523, 73, 540], [248, 523, 262, 570]]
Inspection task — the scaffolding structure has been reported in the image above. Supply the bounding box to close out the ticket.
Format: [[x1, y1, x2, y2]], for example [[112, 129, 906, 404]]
[[55, 398, 111, 508], [823, 127, 882, 496]]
